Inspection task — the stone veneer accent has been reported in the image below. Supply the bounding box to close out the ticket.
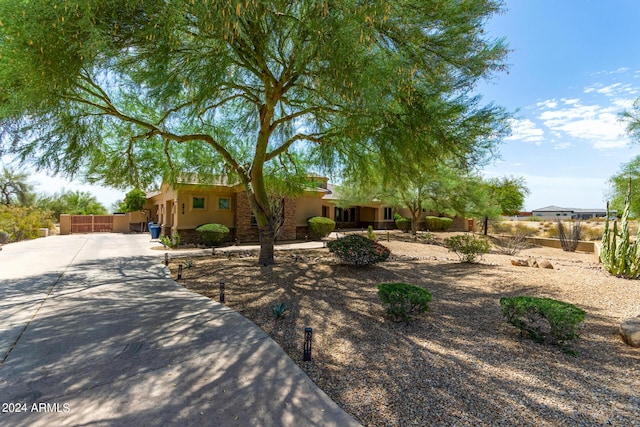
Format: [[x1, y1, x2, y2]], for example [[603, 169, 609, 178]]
[[235, 192, 297, 243]]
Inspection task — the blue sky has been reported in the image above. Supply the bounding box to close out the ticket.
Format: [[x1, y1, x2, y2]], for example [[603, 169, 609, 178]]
[[17, 0, 640, 211], [478, 0, 640, 211]]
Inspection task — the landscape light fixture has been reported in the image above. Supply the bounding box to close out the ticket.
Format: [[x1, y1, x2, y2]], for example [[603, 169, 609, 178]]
[[219, 281, 225, 303], [165, 253, 169, 266], [303, 327, 313, 361], [177, 264, 183, 280]]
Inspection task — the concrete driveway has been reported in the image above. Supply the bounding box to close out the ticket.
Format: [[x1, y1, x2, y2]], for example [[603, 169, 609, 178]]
[[0, 234, 359, 426]]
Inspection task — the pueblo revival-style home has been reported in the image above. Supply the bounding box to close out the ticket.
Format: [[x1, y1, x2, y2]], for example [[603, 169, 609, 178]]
[[145, 176, 471, 243]]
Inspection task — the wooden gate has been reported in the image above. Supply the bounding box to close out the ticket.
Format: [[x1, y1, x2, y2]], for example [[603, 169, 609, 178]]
[[70, 215, 114, 233]]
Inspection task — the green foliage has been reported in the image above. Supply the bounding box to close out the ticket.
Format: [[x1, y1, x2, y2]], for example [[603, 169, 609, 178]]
[[486, 176, 530, 216], [366, 225, 376, 241], [185, 258, 195, 269], [122, 188, 147, 212], [0, 0, 509, 267], [159, 231, 181, 249], [327, 234, 390, 267], [271, 302, 289, 320], [0, 205, 54, 242], [395, 216, 412, 233], [601, 182, 640, 278], [377, 283, 432, 322], [444, 234, 490, 263], [606, 155, 640, 217], [196, 223, 230, 247], [307, 216, 335, 240], [37, 190, 107, 221], [0, 230, 10, 244], [0, 167, 35, 206], [500, 296, 585, 353], [424, 216, 453, 231]]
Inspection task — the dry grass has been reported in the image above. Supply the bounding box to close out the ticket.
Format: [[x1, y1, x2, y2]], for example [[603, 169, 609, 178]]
[[169, 235, 640, 427]]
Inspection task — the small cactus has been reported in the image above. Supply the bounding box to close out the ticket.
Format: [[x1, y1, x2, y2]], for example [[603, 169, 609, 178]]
[[271, 302, 289, 319]]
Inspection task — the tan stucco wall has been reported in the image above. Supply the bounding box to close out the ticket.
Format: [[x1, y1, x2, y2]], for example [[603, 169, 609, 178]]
[[59, 214, 71, 235], [295, 195, 323, 226], [175, 188, 236, 229]]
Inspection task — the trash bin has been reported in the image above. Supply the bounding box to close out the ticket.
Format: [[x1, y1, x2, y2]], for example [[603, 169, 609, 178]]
[[149, 225, 161, 239]]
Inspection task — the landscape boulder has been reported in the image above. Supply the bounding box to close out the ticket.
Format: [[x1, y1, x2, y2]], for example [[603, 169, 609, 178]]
[[510, 258, 553, 269], [619, 316, 640, 347], [537, 259, 554, 269]]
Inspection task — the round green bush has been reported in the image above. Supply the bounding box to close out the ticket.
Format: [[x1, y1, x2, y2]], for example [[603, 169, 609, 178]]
[[377, 283, 432, 321], [0, 230, 9, 244], [395, 217, 411, 233], [196, 223, 230, 246], [327, 234, 390, 266], [424, 216, 453, 231], [307, 216, 335, 240]]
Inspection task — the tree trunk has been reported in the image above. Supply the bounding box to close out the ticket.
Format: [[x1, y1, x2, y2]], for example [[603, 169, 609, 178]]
[[483, 216, 489, 235], [258, 226, 276, 266]]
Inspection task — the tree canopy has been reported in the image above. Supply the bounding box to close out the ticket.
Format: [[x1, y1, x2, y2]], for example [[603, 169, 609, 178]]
[[0, 166, 35, 206], [606, 157, 640, 217], [0, 0, 510, 264], [37, 190, 107, 221]]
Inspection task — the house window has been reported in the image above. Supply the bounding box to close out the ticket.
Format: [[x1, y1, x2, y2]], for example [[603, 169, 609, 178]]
[[218, 197, 230, 210], [384, 207, 393, 221], [192, 197, 206, 209], [250, 213, 257, 227], [335, 207, 342, 222]]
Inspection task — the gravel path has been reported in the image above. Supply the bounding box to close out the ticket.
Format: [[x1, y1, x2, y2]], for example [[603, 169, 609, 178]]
[[171, 238, 640, 426]]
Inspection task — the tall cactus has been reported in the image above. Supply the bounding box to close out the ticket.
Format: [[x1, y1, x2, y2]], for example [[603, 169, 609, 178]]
[[601, 180, 640, 278]]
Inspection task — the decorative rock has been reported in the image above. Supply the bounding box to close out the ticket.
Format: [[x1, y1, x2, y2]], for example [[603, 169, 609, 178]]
[[620, 316, 640, 347], [511, 259, 529, 267], [537, 259, 554, 269], [528, 259, 539, 268]]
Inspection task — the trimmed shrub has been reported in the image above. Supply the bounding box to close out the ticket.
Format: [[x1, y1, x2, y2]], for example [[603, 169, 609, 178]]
[[196, 223, 230, 246], [377, 283, 432, 321], [0, 230, 9, 244], [307, 216, 335, 240], [424, 216, 453, 231], [327, 234, 390, 266], [395, 216, 411, 233], [444, 234, 490, 263], [500, 296, 585, 353], [366, 225, 376, 240]]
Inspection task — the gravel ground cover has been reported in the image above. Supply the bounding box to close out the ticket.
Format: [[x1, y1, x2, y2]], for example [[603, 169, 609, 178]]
[[168, 235, 640, 426]]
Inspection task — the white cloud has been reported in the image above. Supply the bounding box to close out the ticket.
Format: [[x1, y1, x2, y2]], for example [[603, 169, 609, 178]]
[[506, 118, 544, 145], [583, 83, 638, 98], [536, 99, 558, 109], [554, 142, 571, 150], [537, 101, 630, 149]]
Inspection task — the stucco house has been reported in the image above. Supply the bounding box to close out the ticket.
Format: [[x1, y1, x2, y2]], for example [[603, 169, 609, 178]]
[[145, 176, 472, 243]]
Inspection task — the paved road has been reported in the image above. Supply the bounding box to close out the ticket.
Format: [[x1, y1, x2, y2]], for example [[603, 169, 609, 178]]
[[0, 234, 359, 426]]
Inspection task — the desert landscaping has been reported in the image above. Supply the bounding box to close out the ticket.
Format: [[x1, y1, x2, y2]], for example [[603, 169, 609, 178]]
[[168, 231, 640, 427]]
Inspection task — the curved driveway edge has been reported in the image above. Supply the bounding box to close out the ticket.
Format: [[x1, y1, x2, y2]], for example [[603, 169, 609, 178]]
[[0, 234, 360, 426]]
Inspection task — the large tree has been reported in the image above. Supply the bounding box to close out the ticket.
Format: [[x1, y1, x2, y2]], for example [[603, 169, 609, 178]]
[[606, 157, 640, 217], [341, 158, 495, 236], [0, 166, 35, 206], [476, 175, 529, 234], [37, 190, 107, 221], [0, 0, 508, 265]]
